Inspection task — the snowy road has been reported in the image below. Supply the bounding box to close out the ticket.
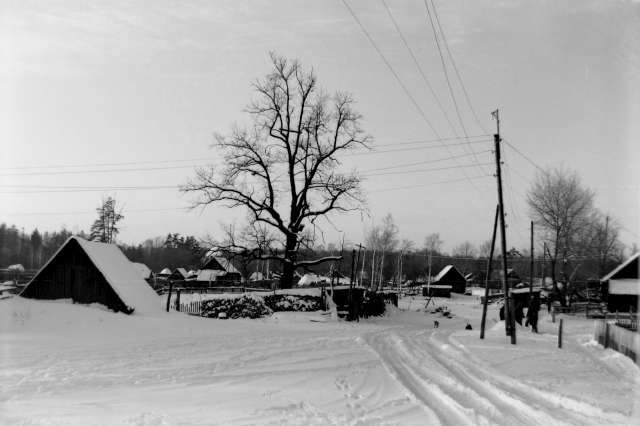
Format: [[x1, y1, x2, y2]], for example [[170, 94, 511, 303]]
[[364, 328, 632, 426], [1, 297, 638, 425]]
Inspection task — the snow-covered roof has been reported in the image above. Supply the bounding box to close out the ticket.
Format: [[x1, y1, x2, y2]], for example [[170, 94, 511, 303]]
[[249, 271, 265, 281], [422, 284, 452, 289], [74, 238, 160, 315], [298, 273, 329, 286], [173, 268, 188, 278], [7, 264, 25, 272], [158, 267, 172, 275], [23, 237, 160, 315], [0, 283, 16, 291], [432, 265, 464, 283], [131, 262, 152, 279], [601, 253, 639, 282]]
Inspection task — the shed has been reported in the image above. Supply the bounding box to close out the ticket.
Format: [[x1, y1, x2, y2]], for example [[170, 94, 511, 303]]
[[20, 237, 160, 315], [601, 253, 639, 313], [432, 265, 466, 294], [422, 284, 452, 298]]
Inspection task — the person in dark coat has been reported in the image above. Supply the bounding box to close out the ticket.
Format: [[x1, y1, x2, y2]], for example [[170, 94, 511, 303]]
[[527, 294, 540, 333], [515, 302, 524, 325]]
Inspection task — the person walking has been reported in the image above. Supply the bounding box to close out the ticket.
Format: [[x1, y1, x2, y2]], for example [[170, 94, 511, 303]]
[[527, 293, 541, 333]]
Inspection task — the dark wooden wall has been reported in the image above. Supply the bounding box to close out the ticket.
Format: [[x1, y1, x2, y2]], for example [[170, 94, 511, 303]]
[[21, 239, 131, 313]]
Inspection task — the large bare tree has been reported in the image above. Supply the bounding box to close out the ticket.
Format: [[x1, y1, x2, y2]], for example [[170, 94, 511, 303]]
[[527, 167, 594, 291], [184, 54, 369, 288]]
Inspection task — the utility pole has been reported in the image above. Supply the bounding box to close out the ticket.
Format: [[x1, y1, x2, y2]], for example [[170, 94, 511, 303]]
[[355, 243, 365, 286], [480, 204, 500, 339], [492, 109, 516, 344], [529, 221, 534, 298]]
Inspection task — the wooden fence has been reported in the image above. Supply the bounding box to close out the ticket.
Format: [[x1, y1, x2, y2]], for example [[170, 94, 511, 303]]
[[158, 286, 273, 295], [594, 320, 640, 365]]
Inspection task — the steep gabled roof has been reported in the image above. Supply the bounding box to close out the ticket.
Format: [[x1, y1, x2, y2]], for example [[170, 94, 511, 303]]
[[202, 255, 240, 274], [433, 265, 465, 283], [601, 253, 639, 282], [22, 237, 160, 315], [172, 268, 188, 278]]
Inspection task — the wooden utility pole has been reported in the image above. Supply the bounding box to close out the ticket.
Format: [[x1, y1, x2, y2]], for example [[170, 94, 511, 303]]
[[492, 109, 516, 344], [529, 221, 534, 298], [480, 204, 500, 339], [355, 243, 365, 286]]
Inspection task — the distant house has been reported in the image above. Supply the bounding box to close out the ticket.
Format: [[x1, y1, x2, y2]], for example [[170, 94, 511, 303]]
[[169, 268, 188, 282], [601, 253, 639, 313], [20, 237, 160, 315], [184, 255, 242, 286], [157, 267, 172, 277], [432, 265, 466, 294], [249, 271, 265, 282]]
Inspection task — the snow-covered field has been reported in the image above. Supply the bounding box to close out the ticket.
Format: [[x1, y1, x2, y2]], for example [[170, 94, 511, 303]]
[[1, 294, 639, 425]]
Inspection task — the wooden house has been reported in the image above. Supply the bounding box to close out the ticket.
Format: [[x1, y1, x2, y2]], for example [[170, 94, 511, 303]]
[[20, 237, 160, 315], [601, 253, 639, 313]]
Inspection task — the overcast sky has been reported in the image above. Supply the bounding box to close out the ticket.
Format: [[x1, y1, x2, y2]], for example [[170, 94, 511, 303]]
[[1, 0, 639, 252]]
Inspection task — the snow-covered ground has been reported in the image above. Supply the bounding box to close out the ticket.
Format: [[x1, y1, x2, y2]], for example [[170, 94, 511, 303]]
[[1, 294, 638, 425]]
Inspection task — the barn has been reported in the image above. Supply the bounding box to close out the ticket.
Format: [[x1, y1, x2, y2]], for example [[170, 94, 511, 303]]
[[20, 237, 160, 315], [601, 253, 639, 313], [432, 265, 466, 294]]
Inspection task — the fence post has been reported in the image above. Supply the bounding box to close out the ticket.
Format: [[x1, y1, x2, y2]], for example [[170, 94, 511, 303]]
[[175, 289, 181, 312], [558, 318, 563, 348], [604, 322, 610, 349], [165, 282, 173, 312], [551, 306, 556, 323]]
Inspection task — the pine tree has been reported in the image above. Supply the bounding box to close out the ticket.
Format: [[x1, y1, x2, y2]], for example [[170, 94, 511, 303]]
[[89, 197, 124, 243]]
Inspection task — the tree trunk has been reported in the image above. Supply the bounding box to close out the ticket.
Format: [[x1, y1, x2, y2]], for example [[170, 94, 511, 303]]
[[280, 233, 297, 289]]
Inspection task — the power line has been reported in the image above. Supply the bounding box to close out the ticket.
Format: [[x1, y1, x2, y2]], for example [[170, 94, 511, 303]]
[[0, 164, 206, 177], [340, 0, 488, 199], [368, 174, 491, 193], [340, 0, 440, 137], [422, 0, 469, 143], [0, 185, 179, 194], [380, 0, 459, 137], [360, 149, 491, 173], [502, 139, 546, 173], [345, 139, 491, 157], [1, 135, 491, 172], [429, 0, 487, 134], [1, 207, 188, 217], [363, 162, 493, 178], [375, 134, 490, 147], [421, 0, 488, 180], [0, 157, 218, 171]]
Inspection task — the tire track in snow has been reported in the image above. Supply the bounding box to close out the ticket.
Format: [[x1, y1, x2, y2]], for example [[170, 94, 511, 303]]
[[362, 329, 611, 426], [362, 333, 490, 426], [429, 331, 632, 425]]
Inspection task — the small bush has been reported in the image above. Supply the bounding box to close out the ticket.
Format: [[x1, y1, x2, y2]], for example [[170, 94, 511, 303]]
[[200, 295, 272, 319], [263, 294, 323, 312]]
